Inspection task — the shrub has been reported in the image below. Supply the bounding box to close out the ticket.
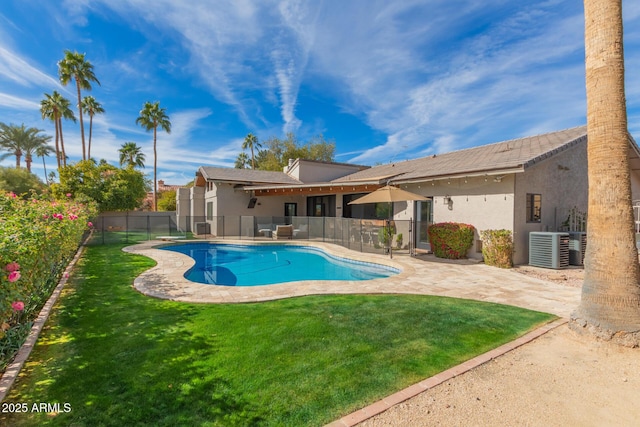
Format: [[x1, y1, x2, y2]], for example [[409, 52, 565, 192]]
[[0, 191, 97, 371], [428, 222, 475, 259], [480, 229, 514, 268]]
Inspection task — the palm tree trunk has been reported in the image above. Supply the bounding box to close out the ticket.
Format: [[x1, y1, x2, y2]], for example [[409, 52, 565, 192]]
[[42, 156, 48, 183], [25, 156, 32, 172], [58, 118, 67, 167], [54, 120, 61, 170], [15, 153, 20, 168], [570, 0, 640, 346], [153, 126, 158, 212], [76, 80, 86, 160], [88, 115, 93, 159]]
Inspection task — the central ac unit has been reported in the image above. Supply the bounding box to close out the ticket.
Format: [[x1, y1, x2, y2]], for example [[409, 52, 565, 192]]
[[529, 232, 569, 269], [568, 232, 587, 266]]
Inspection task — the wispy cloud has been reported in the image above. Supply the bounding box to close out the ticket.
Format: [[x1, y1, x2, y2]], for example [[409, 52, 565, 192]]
[[0, 46, 61, 88]]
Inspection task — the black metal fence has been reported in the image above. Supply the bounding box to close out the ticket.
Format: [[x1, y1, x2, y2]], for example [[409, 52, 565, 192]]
[[88, 212, 416, 256]]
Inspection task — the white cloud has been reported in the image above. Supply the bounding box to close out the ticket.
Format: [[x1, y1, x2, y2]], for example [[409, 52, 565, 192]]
[[0, 46, 61, 88]]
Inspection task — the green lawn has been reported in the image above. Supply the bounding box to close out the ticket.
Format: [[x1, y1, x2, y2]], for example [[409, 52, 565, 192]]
[[2, 244, 555, 426]]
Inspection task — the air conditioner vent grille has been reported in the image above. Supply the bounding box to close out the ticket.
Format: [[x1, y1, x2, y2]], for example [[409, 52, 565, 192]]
[[529, 232, 570, 269]]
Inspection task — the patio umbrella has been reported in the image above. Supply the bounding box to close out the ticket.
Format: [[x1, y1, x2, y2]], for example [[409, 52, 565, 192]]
[[347, 184, 428, 205], [348, 185, 428, 257]]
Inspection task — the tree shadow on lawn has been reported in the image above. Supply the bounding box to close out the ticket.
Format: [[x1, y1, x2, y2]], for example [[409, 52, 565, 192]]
[[2, 256, 266, 427]]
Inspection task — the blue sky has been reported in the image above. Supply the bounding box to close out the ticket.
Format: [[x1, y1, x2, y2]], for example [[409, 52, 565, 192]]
[[1, 1, 640, 185]]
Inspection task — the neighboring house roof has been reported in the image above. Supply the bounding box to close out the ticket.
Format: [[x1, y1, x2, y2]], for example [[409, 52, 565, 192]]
[[198, 166, 301, 185], [333, 126, 590, 184]]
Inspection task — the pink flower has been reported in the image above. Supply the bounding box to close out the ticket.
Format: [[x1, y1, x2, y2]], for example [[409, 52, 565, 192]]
[[66, 193, 72, 198], [63, 272, 69, 279], [68, 214, 78, 220], [9, 192, 16, 198], [42, 214, 49, 219], [4, 262, 20, 272], [8, 271, 21, 283], [11, 301, 24, 311], [87, 221, 94, 228]]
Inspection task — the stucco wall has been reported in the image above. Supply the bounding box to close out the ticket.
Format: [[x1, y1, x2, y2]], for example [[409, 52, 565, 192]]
[[402, 176, 516, 259], [176, 188, 191, 232], [285, 160, 365, 183], [514, 142, 588, 265]]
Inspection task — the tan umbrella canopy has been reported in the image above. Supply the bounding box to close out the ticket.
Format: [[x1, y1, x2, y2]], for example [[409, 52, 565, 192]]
[[347, 184, 428, 205], [348, 185, 427, 258]]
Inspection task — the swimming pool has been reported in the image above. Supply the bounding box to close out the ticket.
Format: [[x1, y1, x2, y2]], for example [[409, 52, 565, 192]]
[[159, 243, 399, 286]]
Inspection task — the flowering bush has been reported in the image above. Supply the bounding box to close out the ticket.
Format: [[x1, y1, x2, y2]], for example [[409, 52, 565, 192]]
[[0, 192, 97, 367], [428, 222, 476, 259]]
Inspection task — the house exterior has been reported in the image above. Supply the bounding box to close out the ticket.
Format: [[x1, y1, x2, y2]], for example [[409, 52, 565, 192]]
[[177, 126, 640, 265]]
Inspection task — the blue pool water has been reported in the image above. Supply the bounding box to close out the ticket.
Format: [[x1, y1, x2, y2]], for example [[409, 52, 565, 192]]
[[159, 243, 399, 286]]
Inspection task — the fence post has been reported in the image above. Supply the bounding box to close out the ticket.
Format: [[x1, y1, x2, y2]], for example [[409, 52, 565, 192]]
[[147, 215, 151, 240]]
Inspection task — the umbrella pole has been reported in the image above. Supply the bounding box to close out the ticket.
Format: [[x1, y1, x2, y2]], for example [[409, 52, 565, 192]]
[[388, 202, 393, 259]]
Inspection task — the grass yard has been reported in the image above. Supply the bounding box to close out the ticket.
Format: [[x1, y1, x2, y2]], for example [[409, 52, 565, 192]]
[[2, 244, 555, 426]]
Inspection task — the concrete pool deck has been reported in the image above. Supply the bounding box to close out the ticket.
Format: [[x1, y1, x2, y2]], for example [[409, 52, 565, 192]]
[[123, 239, 580, 318]]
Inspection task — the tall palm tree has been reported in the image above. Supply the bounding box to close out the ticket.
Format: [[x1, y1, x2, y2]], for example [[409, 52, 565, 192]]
[[0, 123, 51, 171], [81, 95, 105, 159], [242, 133, 261, 169], [58, 50, 100, 161], [118, 142, 146, 169], [36, 144, 55, 182], [570, 0, 640, 345], [136, 101, 171, 211], [40, 91, 76, 168]]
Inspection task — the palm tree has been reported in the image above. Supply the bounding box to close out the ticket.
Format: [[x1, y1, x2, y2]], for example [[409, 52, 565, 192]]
[[569, 0, 640, 345], [81, 96, 105, 159], [22, 133, 52, 173], [0, 123, 48, 169], [119, 142, 146, 169], [40, 91, 76, 168], [58, 50, 100, 161], [242, 133, 261, 169], [136, 101, 171, 211], [36, 144, 55, 182], [235, 152, 249, 169]]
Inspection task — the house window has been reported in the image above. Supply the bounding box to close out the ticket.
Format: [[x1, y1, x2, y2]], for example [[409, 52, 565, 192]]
[[206, 201, 213, 220], [526, 193, 541, 223], [284, 203, 297, 217]]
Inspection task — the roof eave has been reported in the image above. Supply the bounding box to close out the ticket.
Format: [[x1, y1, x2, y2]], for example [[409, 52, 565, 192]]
[[391, 167, 525, 185]]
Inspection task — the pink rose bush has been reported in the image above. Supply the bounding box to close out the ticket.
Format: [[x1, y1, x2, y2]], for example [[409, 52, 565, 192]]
[[0, 192, 97, 329]]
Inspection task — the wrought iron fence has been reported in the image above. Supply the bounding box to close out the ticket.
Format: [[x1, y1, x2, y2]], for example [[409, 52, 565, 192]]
[[88, 212, 415, 256]]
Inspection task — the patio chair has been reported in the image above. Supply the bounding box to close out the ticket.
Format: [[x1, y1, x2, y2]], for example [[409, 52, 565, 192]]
[[273, 224, 293, 240], [293, 224, 308, 239]]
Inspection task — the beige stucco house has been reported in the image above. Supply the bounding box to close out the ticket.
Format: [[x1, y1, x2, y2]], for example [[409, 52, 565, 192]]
[[177, 126, 640, 265]]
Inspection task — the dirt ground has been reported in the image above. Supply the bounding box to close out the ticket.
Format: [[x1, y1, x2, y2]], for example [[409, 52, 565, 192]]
[[358, 266, 640, 427]]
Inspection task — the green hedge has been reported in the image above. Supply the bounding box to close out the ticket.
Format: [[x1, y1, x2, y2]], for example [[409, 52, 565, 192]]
[[0, 191, 97, 370], [480, 229, 514, 268], [428, 222, 475, 259]]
